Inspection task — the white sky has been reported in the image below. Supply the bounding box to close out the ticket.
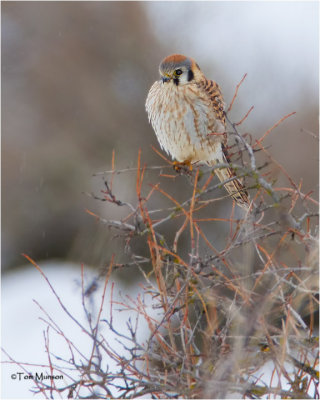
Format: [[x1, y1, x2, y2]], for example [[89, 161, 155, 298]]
[[145, 1, 318, 127]]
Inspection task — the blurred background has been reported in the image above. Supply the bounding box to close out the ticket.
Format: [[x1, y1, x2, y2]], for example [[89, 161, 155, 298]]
[[2, 1, 318, 272], [2, 2, 318, 398]]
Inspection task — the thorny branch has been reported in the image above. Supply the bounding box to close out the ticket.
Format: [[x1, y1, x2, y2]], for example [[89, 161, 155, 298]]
[[2, 78, 318, 399]]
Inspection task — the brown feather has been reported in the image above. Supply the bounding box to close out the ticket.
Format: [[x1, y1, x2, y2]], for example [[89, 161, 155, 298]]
[[146, 54, 249, 209], [215, 143, 249, 209], [198, 79, 226, 127], [200, 79, 249, 208]]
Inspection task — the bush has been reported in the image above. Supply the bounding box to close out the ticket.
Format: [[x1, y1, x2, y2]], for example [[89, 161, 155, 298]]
[[3, 80, 319, 399]]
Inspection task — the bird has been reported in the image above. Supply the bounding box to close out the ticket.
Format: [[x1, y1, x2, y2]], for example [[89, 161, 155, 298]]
[[145, 54, 249, 209]]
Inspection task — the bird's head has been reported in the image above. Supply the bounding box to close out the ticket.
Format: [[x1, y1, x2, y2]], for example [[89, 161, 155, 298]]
[[159, 54, 202, 86]]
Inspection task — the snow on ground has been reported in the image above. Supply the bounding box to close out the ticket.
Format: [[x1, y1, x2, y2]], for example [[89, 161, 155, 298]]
[[1, 261, 157, 399]]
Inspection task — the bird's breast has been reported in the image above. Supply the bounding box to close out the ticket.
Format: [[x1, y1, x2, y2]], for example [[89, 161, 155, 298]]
[[146, 81, 224, 163]]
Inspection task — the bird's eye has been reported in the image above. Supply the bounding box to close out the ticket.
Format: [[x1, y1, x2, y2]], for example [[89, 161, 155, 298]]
[[175, 69, 183, 76]]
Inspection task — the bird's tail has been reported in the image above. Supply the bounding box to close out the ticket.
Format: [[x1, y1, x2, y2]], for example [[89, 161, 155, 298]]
[[213, 144, 249, 209]]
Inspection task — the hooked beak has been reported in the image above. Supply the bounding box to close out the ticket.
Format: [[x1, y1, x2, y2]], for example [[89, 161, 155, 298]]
[[162, 75, 171, 83]]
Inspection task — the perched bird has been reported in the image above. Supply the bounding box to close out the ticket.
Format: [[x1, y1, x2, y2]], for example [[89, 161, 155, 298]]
[[145, 54, 249, 208]]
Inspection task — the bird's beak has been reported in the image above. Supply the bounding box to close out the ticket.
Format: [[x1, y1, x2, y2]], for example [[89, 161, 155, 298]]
[[162, 74, 171, 83]]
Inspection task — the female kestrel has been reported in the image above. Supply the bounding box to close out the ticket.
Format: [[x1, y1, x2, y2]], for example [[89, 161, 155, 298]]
[[145, 54, 249, 208]]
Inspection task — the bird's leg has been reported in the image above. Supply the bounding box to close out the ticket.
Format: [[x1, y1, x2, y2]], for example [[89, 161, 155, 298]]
[[173, 160, 193, 174]]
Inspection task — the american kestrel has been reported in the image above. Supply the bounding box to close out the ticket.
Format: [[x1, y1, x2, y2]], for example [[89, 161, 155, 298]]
[[145, 54, 249, 208]]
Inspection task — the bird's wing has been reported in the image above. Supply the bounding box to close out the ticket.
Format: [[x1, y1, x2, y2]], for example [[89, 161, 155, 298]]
[[201, 79, 226, 129], [201, 79, 249, 208]]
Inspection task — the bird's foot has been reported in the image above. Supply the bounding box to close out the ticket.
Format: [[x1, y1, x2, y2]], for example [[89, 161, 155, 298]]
[[173, 160, 193, 174]]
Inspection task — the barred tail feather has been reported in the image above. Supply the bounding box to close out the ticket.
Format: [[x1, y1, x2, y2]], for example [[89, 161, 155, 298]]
[[212, 145, 249, 209]]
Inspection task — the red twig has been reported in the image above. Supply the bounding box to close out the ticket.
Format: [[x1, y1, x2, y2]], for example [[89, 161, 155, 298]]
[[253, 111, 296, 148], [227, 73, 248, 112], [235, 105, 254, 126], [151, 144, 173, 164]]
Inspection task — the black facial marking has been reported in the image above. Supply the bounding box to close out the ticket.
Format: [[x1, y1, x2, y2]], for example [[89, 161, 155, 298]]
[[173, 78, 179, 86], [187, 69, 194, 82]]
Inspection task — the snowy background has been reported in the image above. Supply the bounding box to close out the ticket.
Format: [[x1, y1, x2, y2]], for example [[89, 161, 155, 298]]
[[2, 2, 318, 398]]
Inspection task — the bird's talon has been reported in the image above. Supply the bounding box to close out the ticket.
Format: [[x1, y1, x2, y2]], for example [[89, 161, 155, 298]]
[[173, 161, 193, 173]]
